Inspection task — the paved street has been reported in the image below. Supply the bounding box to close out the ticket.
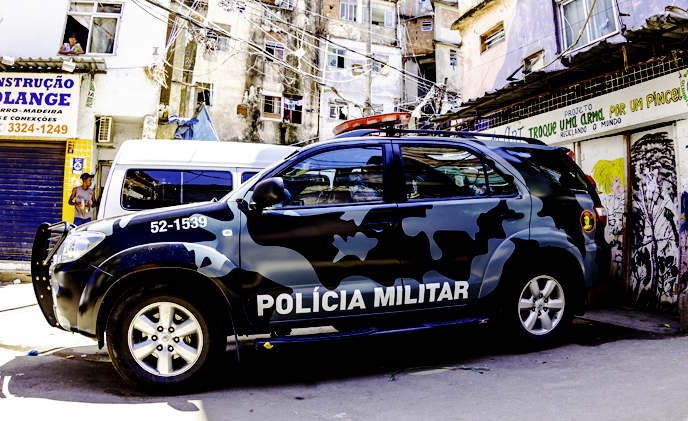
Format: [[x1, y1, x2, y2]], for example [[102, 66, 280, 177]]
[[1, 282, 688, 420]]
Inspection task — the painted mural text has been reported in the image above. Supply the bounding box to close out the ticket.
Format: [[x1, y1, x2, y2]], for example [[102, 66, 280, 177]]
[[257, 281, 470, 316], [492, 72, 686, 142]]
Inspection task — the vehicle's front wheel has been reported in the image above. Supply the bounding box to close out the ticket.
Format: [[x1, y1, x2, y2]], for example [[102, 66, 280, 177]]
[[106, 285, 224, 394], [505, 269, 574, 345]]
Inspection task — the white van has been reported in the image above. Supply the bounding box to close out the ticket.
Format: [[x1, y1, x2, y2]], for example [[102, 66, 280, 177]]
[[97, 139, 297, 220]]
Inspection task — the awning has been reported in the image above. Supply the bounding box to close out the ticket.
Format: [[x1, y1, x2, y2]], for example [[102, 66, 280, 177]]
[[435, 9, 688, 123], [0, 57, 107, 74]]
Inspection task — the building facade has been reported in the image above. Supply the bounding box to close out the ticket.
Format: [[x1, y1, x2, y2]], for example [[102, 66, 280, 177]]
[[0, 0, 167, 260], [448, 0, 688, 315], [399, 0, 462, 125]]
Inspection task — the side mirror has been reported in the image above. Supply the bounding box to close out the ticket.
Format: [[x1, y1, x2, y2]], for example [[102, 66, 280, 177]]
[[250, 177, 286, 210]]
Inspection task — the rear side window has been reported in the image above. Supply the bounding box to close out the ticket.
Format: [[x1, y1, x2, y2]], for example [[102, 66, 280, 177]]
[[505, 148, 589, 191], [401, 146, 516, 199], [122, 169, 233, 210]]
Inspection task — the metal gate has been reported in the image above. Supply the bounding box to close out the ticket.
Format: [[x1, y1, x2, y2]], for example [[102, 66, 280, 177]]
[[0, 140, 66, 261]]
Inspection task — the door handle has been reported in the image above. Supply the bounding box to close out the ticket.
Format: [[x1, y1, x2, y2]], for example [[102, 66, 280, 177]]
[[364, 222, 394, 233], [500, 212, 524, 220]]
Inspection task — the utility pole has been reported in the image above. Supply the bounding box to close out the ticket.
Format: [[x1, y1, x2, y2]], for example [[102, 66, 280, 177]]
[[364, 0, 372, 116]]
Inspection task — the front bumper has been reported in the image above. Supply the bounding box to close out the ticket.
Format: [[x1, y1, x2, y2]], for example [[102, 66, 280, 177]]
[[31, 221, 70, 330]]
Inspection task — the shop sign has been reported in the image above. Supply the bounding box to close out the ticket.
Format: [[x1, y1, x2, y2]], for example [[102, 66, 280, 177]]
[[0, 74, 81, 139], [482, 71, 688, 144]]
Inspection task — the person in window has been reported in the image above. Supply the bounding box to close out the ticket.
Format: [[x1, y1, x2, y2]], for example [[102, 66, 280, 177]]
[[58, 33, 85, 55]]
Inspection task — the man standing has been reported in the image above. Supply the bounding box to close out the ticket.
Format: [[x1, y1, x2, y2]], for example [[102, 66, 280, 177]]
[[69, 173, 98, 226]]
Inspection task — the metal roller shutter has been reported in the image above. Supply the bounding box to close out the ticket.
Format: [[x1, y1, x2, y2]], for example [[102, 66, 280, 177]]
[[0, 140, 66, 261]]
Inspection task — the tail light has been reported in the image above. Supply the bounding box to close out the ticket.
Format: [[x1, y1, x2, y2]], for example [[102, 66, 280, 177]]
[[594, 206, 607, 226]]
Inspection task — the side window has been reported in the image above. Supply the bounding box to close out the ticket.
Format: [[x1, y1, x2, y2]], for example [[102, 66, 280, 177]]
[[121, 170, 233, 210], [274, 147, 384, 207], [241, 172, 258, 183], [402, 146, 504, 199], [485, 163, 517, 196]]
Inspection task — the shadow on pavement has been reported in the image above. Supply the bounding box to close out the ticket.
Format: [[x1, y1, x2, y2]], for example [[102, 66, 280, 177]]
[[2, 317, 681, 404]]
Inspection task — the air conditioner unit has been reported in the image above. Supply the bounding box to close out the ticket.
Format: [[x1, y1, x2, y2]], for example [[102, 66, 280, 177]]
[[97, 116, 113, 144]]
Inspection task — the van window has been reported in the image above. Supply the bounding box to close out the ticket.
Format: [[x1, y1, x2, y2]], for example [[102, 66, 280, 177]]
[[122, 169, 233, 210], [241, 172, 258, 183]]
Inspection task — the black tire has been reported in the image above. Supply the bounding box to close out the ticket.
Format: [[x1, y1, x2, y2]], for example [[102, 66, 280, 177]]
[[503, 266, 575, 346], [106, 284, 225, 394]]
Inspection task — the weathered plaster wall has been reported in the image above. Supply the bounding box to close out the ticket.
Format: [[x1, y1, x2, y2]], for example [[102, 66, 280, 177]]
[[454, 0, 515, 102], [319, 37, 402, 137], [459, 0, 688, 100], [324, 0, 398, 45], [197, 0, 319, 144]]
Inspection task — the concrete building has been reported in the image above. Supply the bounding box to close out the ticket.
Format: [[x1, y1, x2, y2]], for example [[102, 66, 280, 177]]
[[318, 0, 403, 138], [0, 0, 167, 261], [399, 0, 462, 125], [175, 0, 320, 144], [445, 0, 688, 316]]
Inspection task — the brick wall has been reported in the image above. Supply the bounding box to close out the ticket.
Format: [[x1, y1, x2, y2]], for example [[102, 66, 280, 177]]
[[441, 9, 459, 28], [324, 0, 340, 20], [406, 18, 434, 55]]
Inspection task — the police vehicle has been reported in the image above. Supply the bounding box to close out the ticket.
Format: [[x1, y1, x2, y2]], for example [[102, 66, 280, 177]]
[[31, 127, 610, 393]]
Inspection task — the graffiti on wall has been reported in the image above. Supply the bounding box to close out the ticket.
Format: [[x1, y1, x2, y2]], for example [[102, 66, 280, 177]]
[[679, 175, 688, 313], [591, 158, 625, 280], [630, 132, 679, 310]]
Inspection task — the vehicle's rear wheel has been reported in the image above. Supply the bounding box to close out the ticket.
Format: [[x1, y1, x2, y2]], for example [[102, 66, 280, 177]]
[[504, 268, 574, 345], [106, 284, 224, 394]]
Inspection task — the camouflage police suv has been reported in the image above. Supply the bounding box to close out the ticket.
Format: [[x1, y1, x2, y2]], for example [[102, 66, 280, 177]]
[[32, 129, 610, 393]]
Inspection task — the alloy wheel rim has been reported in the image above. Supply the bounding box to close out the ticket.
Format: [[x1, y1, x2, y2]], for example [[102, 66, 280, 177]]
[[127, 301, 203, 377], [517, 275, 565, 335]]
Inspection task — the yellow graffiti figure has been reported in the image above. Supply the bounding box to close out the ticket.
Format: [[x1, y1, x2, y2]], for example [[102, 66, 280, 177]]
[[582, 214, 594, 231], [592, 158, 625, 197], [591, 157, 625, 279]]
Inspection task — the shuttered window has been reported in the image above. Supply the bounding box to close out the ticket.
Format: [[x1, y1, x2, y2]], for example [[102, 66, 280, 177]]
[[0, 141, 66, 260]]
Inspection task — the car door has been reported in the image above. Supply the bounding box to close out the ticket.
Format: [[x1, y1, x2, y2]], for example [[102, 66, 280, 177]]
[[395, 142, 530, 310], [239, 143, 404, 324]]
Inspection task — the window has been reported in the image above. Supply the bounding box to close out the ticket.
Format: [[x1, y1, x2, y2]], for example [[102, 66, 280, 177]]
[[480, 22, 505, 53], [329, 103, 348, 120], [328, 48, 346, 68], [283, 94, 303, 124], [449, 50, 457, 69], [266, 41, 285, 61], [340, 0, 357, 21], [560, 0, 618, 50], [523, 50, 545, 73], [373, 54, 389, 73], [274, 147, 384, 207], [401, 146, 515, 199], [262, 95, 282, 119], [241, 172, 258, 183], [121, 170, 233, 210], [196, 82, 215, 107], [505, 148, 589, 193], [207, 24, 231, 52], [421, 20, 433, 31], [372, 7, 395, 27], [276, 0, 295, 10], [61, 1, 122, 54]]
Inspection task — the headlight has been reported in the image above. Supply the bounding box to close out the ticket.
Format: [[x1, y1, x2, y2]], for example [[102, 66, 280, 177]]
[[54, 232, 106, 264]]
